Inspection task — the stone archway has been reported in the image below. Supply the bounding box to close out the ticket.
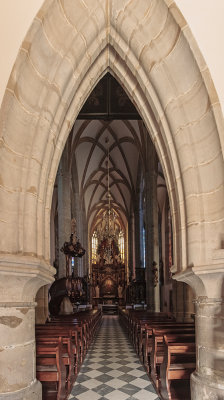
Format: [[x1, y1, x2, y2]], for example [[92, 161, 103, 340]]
[[0, 0, 224, 398]]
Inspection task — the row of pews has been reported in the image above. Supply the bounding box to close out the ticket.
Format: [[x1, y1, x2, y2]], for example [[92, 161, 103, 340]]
[[35, 309, 102, 400], [119, 308, 195, 400]]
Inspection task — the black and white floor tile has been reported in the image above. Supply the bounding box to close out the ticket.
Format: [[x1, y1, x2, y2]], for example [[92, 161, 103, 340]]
[[69, 315, 160, 400]]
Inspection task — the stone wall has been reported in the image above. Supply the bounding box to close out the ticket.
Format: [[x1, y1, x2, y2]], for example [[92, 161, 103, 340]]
[[0, 0, 224, 398]]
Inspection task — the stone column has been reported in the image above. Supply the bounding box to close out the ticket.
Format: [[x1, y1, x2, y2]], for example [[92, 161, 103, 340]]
[[184, 284, 195, 322], [72, 193, 88, 277], [132, 213, 136, 280], [145, 139, 160, 311], [134, 202, 141, 271], [172, 281, 194, 322], [174, 263, 224, 399], [35, 285, 49, 324], [82, 211, 89, 277], [172, 281, 184, 321], [57, 145, 72, 278], [0, 255, 55, 399], [191, 297, 224, 399], [128, 215, 134, 280]]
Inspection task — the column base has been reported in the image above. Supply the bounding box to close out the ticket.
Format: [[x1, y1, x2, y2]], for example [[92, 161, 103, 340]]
[[1, 379, 42, 400], [191, 371, 224, 400]]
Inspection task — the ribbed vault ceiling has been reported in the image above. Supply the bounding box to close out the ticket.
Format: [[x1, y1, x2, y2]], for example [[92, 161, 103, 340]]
[[71, 119, 146, 233]]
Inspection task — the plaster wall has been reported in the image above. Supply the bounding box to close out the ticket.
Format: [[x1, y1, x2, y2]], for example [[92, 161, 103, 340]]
[[175, 0, 224, 114], [0, 0, 44, 107]]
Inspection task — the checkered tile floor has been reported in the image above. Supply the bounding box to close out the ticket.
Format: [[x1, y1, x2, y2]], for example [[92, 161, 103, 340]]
[[68, 315, 160, 400]]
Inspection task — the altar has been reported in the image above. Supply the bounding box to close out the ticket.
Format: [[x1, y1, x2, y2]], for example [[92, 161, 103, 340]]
[[91, 261, 126, 307], [92, 296, 124, 307]]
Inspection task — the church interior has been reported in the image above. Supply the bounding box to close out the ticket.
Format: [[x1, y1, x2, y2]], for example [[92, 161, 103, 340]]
[[0, 1, 224, 400], [38, 72, 196, 400], [50, 72, 175, 316]]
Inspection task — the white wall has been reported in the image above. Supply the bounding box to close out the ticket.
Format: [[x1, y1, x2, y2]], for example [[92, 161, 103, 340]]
[[176, 0, 224, 114], [0, 0, 224, 114], [0, 0, 43, 106]]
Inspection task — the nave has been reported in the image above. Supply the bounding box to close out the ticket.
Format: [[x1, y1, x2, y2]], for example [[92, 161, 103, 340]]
[[68, 315, 159, 400]]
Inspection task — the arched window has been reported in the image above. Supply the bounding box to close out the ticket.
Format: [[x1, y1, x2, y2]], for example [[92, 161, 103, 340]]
[[118, 230, 124, 263], [92, 231, 98, 264]]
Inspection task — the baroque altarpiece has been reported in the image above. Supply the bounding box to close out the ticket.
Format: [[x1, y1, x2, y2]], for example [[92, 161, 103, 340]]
[[91, 234, 126, 306]]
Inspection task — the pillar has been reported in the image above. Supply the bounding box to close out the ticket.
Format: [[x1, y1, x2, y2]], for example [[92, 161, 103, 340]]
[[57, 144, 72, 278], [35, 285, 49, 324], [172, 281, 194, 322], [145, 138, 160, 311], [134, 201, 141, 271], [128, 214, 134, 280], [184, 284, 195, 322], [0, 255, 54, 399], [82, 211, 88, 277], [174, 264, 224, 399], [72, 193, 88, 277]]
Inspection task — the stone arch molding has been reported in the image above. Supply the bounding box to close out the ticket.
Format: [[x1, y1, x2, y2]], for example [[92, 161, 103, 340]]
[[0, 0, 224, 298]]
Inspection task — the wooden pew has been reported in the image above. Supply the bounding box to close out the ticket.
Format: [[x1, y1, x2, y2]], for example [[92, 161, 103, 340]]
[[36, 333, 75, 392], [46, 323, 84, 364], [36, 325, 81, 372], [36, 309, 102, 400], [160, 335, 196, 400], [119, 309, 177, 363], [119, 308, 195, 400], [118, 307, 129, 332], [36, 337, 67, 400], [37, 310, 102, 370], [48, 309, 102, 359], [138, 319, 180, 363], [150, 329, 195, 389], [125, 310, 175, 352], [50, 309, 102, 349], [143, 323, 194, 373]]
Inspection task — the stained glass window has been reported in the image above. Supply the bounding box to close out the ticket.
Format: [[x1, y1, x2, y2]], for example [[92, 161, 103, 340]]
[[92, 231, 98, 264], [118, 230, 124, 262]]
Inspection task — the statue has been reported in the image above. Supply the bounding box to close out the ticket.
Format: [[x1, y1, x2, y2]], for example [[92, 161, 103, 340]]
[[118, 284, 123, 298], [59, 296, 73, 315], [95, 284, 100, 298]]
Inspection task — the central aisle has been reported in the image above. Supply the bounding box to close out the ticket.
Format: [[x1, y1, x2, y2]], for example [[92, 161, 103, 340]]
[[69, 315, 160, 400]]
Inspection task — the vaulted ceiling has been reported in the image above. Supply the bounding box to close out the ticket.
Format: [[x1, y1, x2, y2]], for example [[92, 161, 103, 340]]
[[68, 74, 166, 236], [70, 119, 146, 233]]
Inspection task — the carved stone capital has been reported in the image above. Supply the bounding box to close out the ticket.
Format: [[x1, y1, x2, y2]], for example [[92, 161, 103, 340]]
[[172, 263, 224, 299], [0, 254, 55, 302]]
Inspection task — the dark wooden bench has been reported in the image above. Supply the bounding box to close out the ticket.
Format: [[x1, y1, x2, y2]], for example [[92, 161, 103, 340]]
[[50, 309, 102, 348], [138, 320, 182, 364], [125, 310, 175, 353], [143, 323, 194, 373], [36, 337, 67, 400], [160, 335, 196, 400], [36, 309, 102, 399], [36, 324, 81, 372], [36, 332, 75, 392], [150, 329, 195, 389], [48, 309, 102, 358]]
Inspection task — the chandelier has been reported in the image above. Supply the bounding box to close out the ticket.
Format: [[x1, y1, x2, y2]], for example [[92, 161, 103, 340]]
[[102, 138, 117, 237], [100, 138, 118, 263]]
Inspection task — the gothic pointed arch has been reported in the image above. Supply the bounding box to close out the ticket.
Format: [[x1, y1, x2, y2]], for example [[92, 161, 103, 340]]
[[0, 0, 223, 279], [0, 1, 224, 398]]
